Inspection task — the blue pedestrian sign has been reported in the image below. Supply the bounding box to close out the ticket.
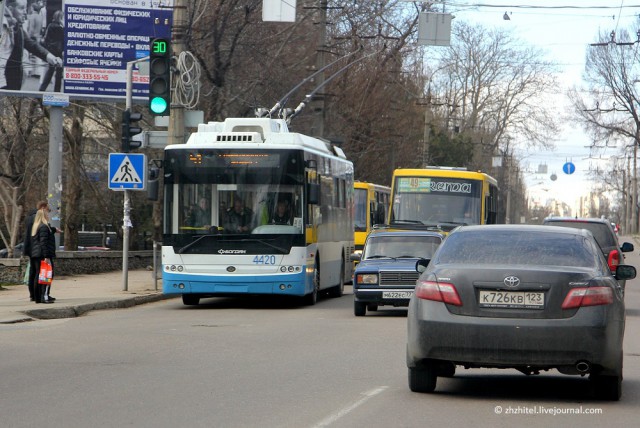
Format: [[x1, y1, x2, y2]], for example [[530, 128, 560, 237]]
[[562, 162, 576, 175], [109, 153, 146, 191]]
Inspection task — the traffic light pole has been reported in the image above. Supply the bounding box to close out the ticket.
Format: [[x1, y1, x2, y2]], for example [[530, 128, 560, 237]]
[[122, 57, 149, 291]]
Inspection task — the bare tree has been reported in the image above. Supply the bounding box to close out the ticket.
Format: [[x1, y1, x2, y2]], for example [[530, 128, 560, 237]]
[[0, 98, 48, 255], [430, 22, 561, 170], [569, 26, 640, 232]]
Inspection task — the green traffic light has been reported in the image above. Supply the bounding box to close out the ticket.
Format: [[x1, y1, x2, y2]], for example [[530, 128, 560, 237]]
[[150, 97, 168, 115]]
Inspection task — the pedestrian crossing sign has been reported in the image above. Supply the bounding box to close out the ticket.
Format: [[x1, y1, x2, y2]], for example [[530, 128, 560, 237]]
[[109, 153, 146, 191]]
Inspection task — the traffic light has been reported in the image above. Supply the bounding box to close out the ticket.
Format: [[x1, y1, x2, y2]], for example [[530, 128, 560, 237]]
[[149, 38, 171, 115], [121, 109, 143, 152], [147, 166, 160, 201]]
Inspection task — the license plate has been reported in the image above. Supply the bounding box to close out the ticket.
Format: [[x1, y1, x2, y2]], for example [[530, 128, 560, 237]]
[[382, 291, 413, 299], [479, 290, 544, 309]]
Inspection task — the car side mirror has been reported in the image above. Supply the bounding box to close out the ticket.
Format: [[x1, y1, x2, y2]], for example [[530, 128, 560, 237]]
[[415, 258, 430, 273], [350, 253, 362, 263], [621, 242, 634, 252], [616, 264, 636, 280]]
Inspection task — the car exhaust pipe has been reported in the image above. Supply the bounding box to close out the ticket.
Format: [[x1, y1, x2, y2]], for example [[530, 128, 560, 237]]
[[575, 361, 590, 373]]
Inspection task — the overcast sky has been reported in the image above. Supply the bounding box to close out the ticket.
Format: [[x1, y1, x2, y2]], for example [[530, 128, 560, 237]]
[[441, 0, 639, 211]]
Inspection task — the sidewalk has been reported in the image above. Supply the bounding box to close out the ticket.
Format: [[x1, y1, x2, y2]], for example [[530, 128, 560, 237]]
[[0, 269, 173, 324]]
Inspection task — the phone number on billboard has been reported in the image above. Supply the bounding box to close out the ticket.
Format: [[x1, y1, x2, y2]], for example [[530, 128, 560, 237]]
[[65, 72, 110, 81]]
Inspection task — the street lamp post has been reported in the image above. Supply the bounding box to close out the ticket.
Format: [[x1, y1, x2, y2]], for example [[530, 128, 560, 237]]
[[421, 64, 450, 167]]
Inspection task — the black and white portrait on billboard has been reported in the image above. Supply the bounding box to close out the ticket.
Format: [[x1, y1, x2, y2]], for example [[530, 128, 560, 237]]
[[0, 0, 63, 92]]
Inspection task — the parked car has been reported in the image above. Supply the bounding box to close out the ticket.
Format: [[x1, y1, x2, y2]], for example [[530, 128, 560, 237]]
[[0, 243, 24, 258], [611, 222, 619, 235], [351, 229, 444, 316], [542, 216, 633, 281], [406, 224, 635, 400]]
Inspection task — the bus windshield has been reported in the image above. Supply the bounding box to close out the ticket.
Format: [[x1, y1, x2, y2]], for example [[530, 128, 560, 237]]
[[391, 176, 481, 225], [163, 149, 305, 238]]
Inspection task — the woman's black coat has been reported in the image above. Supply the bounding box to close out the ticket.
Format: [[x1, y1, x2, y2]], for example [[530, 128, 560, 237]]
[[30, 224, 56, 259]]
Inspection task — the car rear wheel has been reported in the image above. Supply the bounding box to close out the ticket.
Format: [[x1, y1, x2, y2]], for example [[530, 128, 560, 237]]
[[182, 295, 200, 306], [408, 364, 437, 393], [438, 362, 456, 378], [354, 301, 366, 316], [591, 374, 622, 401]]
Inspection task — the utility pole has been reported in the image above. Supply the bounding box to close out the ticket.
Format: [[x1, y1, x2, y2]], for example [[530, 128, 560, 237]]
[[47, 106, 63, 247], [122, 57, 149, 291], [633, 138, 638, 234], [422, 91, 432, 167], [311, 0, 327, 137], [168, 0, 187, 146]]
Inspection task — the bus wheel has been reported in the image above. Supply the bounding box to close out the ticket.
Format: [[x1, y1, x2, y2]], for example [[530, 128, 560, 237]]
[[182, 295, 200, 306], [328, 259, 345, 298], [304, 260, 319, 305]]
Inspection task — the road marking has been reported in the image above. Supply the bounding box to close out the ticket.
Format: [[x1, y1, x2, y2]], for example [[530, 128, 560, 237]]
[[312, 386, 388, 428]]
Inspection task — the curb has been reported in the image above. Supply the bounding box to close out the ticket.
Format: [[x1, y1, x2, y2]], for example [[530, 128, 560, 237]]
[[0, 293, 176, 324]]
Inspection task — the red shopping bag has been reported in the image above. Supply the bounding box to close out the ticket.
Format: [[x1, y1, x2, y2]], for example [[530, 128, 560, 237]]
[[38, 260, 53, 285]]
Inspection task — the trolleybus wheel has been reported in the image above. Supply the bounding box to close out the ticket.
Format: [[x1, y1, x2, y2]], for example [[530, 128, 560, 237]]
[[182, 295, 200, 306], [304, 259, 319, 305], [328, 258, 345, 298]]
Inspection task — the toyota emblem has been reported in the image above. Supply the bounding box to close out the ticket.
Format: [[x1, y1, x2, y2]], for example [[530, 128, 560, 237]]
[[503, 276, 520, 287]]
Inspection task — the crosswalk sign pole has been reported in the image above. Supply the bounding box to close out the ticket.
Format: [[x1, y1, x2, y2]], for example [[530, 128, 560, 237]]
[[122, 61, 134, 291]]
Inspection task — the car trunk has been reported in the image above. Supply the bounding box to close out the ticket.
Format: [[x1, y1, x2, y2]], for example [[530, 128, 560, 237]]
[[433, 265, 598, 319]]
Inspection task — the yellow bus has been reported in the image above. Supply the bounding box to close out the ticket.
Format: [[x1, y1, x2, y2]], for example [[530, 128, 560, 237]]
[[389, 167, 498, 233], [354, 182, 391, 252]]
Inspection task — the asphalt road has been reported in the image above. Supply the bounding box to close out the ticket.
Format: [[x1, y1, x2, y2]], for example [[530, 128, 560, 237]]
[[1, 242, 640, 428]]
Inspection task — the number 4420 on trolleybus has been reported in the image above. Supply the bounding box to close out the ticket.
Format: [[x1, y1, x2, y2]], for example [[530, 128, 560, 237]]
[[160, 117, 355, 306]]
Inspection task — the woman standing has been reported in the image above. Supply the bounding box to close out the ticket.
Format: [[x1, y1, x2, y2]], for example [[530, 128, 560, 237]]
[[30, 208, 56, 303]]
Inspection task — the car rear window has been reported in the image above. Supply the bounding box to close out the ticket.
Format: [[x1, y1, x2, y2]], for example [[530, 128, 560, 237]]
[[435, 230, 598, 267], [544, 221, 617, 249], [364, 235, 442, 259]]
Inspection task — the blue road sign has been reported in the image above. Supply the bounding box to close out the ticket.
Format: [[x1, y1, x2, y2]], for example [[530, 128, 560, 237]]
[[109, 153, 146, 191], [562, 162, 576, 175]]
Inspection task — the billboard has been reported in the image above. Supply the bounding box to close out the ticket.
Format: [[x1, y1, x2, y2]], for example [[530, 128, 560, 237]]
[[0, 0, 173, 100]]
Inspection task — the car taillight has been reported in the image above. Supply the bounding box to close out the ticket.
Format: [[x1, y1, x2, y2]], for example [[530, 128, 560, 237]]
[[415, 280, 462, 306], [561, 287, 613, 309], [608, 250, 620, 272]]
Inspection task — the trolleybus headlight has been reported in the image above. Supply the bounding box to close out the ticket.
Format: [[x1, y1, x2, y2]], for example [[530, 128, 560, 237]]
[[177, 266, 184, 272], [279, 284, 286, 290], [170, 265, 176, 271], [280, 266, 287, 272], [288, 266, 294, 272]]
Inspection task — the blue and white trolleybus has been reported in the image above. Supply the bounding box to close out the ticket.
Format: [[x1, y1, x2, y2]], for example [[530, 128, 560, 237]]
[[161, 117, 354, 305]]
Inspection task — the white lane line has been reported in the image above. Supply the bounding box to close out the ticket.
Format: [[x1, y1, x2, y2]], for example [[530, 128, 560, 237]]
[[312, 386, 388, 428]]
